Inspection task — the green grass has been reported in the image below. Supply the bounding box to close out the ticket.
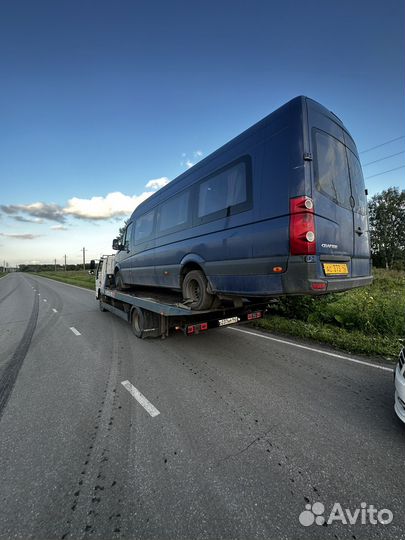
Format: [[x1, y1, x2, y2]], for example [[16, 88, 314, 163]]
[[0, 272, 7, 278], [33, 271, 95, 290], [255, 268, 404, 361]]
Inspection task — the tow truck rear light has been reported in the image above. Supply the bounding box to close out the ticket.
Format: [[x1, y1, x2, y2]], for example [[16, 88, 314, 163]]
[[290, 196, 316, 255], [187, 322, 208, 334], [247, 311, 263, 320]]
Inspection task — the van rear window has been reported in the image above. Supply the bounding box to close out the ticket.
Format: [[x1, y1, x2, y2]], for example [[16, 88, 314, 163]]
[[347, 150, 367, 215], [314, 131, 351, 210]]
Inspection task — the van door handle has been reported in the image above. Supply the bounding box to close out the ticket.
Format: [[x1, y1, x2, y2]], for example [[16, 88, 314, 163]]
[[355, 227, 364, 236]]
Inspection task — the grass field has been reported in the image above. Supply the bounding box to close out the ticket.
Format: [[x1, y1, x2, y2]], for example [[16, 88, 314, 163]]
[[32, 268, 404, 359], [256, 268, 404, 360], [34, 271, 95, 290]]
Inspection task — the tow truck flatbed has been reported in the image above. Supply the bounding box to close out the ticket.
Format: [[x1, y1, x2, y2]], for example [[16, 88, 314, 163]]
[[94, 255, 268, 339]]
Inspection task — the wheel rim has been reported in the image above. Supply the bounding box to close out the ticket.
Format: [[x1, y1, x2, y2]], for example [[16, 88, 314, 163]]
[[188, 279, 201, 303]]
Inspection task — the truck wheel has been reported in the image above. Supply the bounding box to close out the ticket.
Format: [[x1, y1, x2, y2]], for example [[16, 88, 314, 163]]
[[115, 271, 130, 291], [131, 307, 161, 339], [182, 270, 214, 310], [131, 307, 144, 338]]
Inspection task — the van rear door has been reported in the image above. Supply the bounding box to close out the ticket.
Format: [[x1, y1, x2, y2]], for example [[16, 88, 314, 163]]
[[311, 127, 354, 269], [307, 99, 370, 280], [344, 134, 370, 276]]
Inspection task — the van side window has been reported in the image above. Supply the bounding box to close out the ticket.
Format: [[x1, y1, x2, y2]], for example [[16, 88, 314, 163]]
[[314, 131, 351, 209], [134, 210, 155, 244], [124, 222, 133, 250], [158, 191, 190, 233], [198, 161, 248, 219]]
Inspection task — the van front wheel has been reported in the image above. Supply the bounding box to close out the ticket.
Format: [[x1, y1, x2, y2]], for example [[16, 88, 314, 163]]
[[115, 271, 130, 291], [182, 270, 214, 310]]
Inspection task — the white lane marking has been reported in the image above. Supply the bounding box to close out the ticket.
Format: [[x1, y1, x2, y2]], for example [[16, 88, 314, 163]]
[[37, 293, 40, 296], [229, 327, 394, 373], [52, 308, 58, 313], [121, 380, 160, 417], [43, 299, 47, 302], [70, 327, 81, 336]]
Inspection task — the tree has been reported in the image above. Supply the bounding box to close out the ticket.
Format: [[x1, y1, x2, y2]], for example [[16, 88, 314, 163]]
[[368, 187, 405, 269], [115, 219, 129, 244]]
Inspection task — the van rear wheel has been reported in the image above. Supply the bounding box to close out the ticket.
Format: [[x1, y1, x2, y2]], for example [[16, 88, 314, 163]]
[[182, 270, 214, 310]]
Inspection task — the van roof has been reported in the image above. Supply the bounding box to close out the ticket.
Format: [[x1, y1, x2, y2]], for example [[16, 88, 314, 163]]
[[130, 96, 345, 219]]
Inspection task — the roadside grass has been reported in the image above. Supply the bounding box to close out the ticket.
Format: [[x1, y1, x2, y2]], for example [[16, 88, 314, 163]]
[[0, 272, 7, 279], [255, 268, 404, 361], [33, 271, 95, 290]]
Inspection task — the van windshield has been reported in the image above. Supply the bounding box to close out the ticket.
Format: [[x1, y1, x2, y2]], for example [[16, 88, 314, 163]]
[[314, 130, 351, 210]]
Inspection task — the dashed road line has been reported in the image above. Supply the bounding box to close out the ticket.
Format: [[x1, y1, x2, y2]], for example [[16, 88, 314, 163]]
[[121, 380, 160, 417], [43, 299, 47, 302], [69, 327, 81, 336], [52, 308, 58, 313]]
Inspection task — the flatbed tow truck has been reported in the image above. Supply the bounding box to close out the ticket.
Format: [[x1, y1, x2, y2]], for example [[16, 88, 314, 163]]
[[93, 255, 267, 339]]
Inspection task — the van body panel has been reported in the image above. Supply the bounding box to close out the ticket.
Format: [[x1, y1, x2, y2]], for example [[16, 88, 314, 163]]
[[114, 96, 372, 298]]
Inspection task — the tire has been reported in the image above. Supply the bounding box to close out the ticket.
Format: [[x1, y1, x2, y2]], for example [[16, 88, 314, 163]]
[[115, 270, 130, 291], [131, 307, 144, 338], [182, 270, 214, 310], [131, 307, 161, 339]]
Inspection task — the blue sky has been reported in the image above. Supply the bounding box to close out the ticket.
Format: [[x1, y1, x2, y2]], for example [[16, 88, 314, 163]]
[[0, 0, 404, 266]]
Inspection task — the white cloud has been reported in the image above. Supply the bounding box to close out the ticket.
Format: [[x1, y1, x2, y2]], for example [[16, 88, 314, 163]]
[[186, 160, 194, 168], [51, 225, 68, 231], [0, 233, 42, 240], [63, 191, 153, 220], [145, 177, 170, 190], [194, 150, 203, 157]]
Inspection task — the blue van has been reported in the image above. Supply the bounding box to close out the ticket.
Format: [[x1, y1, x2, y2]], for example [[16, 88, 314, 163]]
[[113, 96, 372, 310]]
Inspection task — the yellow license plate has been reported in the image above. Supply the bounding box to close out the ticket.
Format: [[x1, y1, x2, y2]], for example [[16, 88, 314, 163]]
[[323, 263, 349, 275]]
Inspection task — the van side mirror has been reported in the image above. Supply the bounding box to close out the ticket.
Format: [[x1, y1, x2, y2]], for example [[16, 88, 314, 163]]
[[89, 260, 96, 270], [112, 238, 123, 250]]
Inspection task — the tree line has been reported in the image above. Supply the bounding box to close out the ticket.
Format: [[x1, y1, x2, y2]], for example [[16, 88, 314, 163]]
[[368, 187, 405, 270]]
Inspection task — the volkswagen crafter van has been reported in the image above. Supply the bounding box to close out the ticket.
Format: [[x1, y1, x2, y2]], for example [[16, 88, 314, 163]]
[[113, 96, 372, 310]]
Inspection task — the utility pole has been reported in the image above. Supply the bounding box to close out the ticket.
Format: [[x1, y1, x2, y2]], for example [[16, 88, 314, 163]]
[[64, 254, 67, 271], [82, 247, 86, 271], [54, 259, 57, 272]]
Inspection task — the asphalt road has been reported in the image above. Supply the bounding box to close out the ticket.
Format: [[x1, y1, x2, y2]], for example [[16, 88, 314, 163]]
[[0, 273, 403, 540]]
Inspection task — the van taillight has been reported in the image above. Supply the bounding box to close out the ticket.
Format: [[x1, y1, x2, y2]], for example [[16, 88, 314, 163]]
[[289, 196, 316, 255]]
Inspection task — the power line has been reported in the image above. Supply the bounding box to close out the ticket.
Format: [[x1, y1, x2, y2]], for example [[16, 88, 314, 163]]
[[359, 135, 405, 154], [363, 150, 405, 167], [365, 165, 405, 180]]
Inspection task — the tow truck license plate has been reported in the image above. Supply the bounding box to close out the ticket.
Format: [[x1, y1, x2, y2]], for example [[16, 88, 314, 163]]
[[219, 316, 240, 327], [323, 263, 349, 275]]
